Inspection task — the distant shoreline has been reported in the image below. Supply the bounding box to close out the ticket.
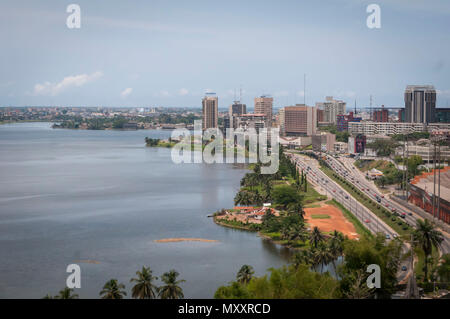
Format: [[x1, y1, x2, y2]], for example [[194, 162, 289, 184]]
[[154, 238, 218, 243]]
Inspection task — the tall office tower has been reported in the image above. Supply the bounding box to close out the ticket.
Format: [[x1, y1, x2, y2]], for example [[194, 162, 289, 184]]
[[254, 96, 273, 126], [202, 94, 218, 130], [279, 104, 317, 136], [404, 85, 436, 124], [229, 101, 246, 128], [316, 96, 346, 124]]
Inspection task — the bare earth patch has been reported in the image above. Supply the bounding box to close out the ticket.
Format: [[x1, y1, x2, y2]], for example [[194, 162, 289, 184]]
[[304, 204, 359, 240], [154, 238, 218, 243]]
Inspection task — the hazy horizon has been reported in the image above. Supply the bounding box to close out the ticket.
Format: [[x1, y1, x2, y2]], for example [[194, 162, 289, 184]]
[[1, 0, 450, 108]]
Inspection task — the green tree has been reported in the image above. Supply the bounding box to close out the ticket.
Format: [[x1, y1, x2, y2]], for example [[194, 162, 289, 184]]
[[314, 243, 334, 274], [214, 281, 251, 299], [413, 219, 444, 281], [158, 270, 185, 299], [236, 265, 255, 284], [437, 254, 450, 282], [100, 279, 127, 299], [130, 266, 159, 299], [272, 185, 302, 209], [338, 234, 402, 298], [215, 265, 340, 299], [54, 287, 79, 299], [344, 270, 374, 299], [291, 250, 314, 268], [310, 226, 325, 249], [407, 155, 423, 177]]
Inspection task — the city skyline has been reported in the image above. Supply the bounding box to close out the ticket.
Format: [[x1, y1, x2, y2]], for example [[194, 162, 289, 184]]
[[1, 0, 450, 108]]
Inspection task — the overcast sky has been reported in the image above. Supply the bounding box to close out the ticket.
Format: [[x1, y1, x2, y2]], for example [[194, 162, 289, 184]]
[[1, 0, 449, 108]]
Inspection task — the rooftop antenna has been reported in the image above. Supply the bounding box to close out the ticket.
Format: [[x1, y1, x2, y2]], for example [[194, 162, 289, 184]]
[[304, 73, 306, 105], [354, 100, 357, 115], [370, 95, 373, 120], [239, 86, 242, 103]]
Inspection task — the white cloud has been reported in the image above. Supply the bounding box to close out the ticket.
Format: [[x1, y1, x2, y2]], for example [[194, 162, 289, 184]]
[[120, 88, 133, 98], [178, 88, 189, 96], [33, 71, 103, 96]]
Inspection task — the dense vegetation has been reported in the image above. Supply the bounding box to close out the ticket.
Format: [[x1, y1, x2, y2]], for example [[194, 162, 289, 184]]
[[52, 113, 201, 130], [355, 156, 423, 188], [319, 124, 349, 143], [215, 234, 403, 299]]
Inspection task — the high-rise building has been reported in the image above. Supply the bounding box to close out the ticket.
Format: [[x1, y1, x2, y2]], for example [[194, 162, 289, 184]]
[[229, 101, 246, 128], [202, 94, 218, 130], [404, 85, 436, 124], [279, 105, 317, 136], [254, 96, 273, 126], [315, 96, 346, 124]]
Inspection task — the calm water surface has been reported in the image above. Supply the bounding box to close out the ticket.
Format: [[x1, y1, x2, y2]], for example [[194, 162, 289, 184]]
[[0, 122, 291, 298]]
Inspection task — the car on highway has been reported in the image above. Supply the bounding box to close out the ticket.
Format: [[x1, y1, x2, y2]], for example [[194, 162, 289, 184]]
[[365, 219, 371, 223], [345, 195, 349, 199], [386, 234, 391, 239], [401, 213, 406, 219], [401, 266, 407, 271], [408, 212, 413, 216], [393, 234, 398, 239]]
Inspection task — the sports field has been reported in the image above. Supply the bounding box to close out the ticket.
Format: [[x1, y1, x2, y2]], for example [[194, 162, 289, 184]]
[[304, 204, 359, 240]]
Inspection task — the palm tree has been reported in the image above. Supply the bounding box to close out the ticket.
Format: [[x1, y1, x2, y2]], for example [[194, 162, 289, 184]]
[[345, 270, 373, 299], [263, 180, 273, 202], [236, 265, 255, 284], [328, 230, 345, 274], [234, 190, 253, 206], [314, 243, 333, 274], [100, 279, 127, 299], [55, 287, 79, 299], [130, 266, 159, 299], [288, 202, 305, 220], [310, 226, 325, 249], [413, 219, 444, 281], [291, 250, 314, 269], [42, 294, 54, 299], [159, 270, 185, 299]]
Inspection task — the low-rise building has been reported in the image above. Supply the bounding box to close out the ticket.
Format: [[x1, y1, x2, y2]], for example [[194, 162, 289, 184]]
[[409, 167, 450, 225], [334, 142, 348, 153], [280, 136, 312, 149], [349, 121, 450, 136], [348, 134, 366, 154], [312, 132, 336, 152]]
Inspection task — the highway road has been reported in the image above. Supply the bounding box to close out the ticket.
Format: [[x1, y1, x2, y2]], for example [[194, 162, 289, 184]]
[[325, 154, 450, 255], [288, 152, 411, 282]]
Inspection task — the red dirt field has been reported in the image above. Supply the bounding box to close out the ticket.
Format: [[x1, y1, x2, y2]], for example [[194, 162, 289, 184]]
[[304, 204, 359, 240]]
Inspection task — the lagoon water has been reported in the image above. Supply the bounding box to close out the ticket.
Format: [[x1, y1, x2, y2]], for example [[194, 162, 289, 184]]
[[0, 123, 291, 298]]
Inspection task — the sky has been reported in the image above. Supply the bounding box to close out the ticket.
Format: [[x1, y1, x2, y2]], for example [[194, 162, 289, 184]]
[[1, 0, 450, 109]]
